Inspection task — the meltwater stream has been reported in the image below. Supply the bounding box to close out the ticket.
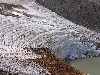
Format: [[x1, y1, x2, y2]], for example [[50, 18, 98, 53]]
[[69, 57, 100, 75]]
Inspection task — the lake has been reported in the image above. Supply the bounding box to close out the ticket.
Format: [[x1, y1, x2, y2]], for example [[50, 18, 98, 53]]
[[69, 57, 100, 75]]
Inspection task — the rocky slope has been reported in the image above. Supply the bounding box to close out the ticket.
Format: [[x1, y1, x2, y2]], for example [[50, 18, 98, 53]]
[[0, 0, 99, 75], [36, 0, 100, 32]]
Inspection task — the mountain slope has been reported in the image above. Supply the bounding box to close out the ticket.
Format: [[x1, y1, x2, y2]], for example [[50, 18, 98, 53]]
[[0, 1, 99, 74], [0, 1, 100, 59], [36, 0, 100, 32]]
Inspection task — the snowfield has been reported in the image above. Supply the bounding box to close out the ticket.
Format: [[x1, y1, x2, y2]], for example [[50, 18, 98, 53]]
[[0, 0, 99, 74]]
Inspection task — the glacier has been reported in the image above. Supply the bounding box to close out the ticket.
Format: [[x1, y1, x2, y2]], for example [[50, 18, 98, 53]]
[[0, 1, 100, 59], [0, 0, 99, 74]]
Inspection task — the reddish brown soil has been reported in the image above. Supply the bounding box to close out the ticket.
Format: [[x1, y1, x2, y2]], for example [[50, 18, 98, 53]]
[[27, 48, 86, 75]]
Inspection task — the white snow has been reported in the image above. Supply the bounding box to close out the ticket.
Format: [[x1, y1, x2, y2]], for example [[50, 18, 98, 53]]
[[0, 0, 34, 5], [0, 0, 100, 74], [11, 11, 24, 16]]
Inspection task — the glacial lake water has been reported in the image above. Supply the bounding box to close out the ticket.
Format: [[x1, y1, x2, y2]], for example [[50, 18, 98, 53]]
[[68, 57, 100, 75]]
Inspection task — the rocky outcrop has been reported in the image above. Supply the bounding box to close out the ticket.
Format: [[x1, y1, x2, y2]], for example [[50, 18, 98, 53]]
[[0, 3, 31, 18]]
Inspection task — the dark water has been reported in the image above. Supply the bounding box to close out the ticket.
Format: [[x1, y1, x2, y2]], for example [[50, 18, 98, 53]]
[[69, 57, 100, 75]]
